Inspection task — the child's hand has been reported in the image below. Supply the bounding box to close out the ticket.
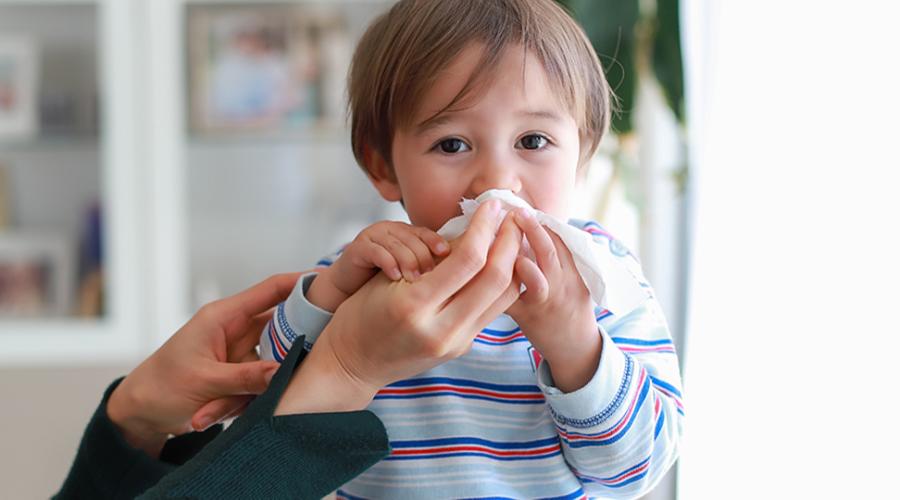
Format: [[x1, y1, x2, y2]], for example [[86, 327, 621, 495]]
[[506, 208, 602, 393], [308, 221, 449, 312], [334, 221, 449, 287]]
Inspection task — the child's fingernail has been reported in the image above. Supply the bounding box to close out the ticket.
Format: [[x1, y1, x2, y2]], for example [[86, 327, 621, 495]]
[[487, 200, 501, 214], [412, 270, 421, 280], [389, 269, 402, 280], [517, 208, 533, 221], [436, 241, 449, 253]]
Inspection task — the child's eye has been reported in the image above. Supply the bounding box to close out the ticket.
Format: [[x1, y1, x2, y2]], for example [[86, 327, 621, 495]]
[[435, 138, 471, 154], [516, 134, 550, 150]]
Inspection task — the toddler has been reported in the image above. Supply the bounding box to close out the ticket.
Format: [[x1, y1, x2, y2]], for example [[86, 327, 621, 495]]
[[260, 0, 683, 498]]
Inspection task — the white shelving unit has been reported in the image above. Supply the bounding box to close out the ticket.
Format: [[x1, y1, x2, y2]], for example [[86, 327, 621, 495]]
[[0, 0, 395, 364], [144, 0, 395, 348], [0, 0, 145, 365]]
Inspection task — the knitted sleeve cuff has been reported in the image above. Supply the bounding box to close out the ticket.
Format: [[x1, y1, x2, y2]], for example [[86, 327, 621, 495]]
[[537, 327, 633, 428], [281, 272, 334, 347]]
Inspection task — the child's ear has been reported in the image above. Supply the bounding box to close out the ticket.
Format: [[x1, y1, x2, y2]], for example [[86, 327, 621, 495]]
[[363, 146, 403, 202]]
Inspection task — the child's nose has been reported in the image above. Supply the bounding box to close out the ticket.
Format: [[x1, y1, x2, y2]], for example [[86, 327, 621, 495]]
[[467, 161, 522, 198]]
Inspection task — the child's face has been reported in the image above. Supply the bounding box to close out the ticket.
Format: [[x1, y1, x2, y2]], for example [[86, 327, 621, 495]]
[[370, 44, 582, 232]]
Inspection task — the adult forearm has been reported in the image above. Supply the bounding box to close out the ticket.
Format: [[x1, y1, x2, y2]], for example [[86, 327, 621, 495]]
[[106, 379, 169, 458], [55, 379, 176, 500], [274, 331, 378, 415]]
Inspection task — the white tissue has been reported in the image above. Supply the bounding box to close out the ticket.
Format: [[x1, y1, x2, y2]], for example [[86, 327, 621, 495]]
[[436, 189, 649, 316]]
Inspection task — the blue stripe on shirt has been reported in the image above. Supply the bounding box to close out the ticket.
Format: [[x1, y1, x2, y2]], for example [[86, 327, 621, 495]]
[[386, 377, 542, 392], [649, 376, 682, 397], [612, 337, 673, 346]]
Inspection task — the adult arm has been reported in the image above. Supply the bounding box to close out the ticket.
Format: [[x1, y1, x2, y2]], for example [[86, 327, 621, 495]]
[[55, 273, 300, 499], [143, 200, 523, 498], [57, 201, 523, 499], [54, 379, 223, 500], [138, 339, 389, 499], [55, 339, 388, 500]]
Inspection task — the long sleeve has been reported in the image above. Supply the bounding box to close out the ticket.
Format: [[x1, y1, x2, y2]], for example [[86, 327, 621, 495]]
[[140, 339, 390, 499], [538, 301, 684, 498], [54, 380, 222, 500], [535, 220, 684, 498], [57, 340, 390, 499], [260, 272, 334, 363]]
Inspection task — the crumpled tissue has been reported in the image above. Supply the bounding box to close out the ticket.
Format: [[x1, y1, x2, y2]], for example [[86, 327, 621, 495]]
[[436, 189, 649, 316]]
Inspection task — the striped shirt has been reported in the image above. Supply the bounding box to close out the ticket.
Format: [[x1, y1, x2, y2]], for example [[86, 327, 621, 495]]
[[259, 220, 684, 499]]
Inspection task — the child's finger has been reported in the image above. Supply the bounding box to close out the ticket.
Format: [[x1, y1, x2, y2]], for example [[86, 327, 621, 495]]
[[410, 226, 450, 256], [547, 230, 577, 271], [363, 242, 403, 280], [389, 226, 437, 274], [514, 209, 560, 276], [370, 234, 421, 281], [514, 255, 549, 304]]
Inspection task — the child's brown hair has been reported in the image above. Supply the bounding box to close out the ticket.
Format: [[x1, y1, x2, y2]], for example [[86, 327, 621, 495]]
[[348, 0, 611, 172]]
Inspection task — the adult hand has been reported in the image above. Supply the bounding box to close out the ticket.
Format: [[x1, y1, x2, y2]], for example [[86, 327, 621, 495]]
[[107, 273, 300, 457], [275, 200, 523, 415]]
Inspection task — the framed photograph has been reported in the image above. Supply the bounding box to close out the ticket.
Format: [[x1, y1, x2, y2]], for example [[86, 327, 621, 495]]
[[187, 4, 351, 135], [0, 36, 39, 139], [0, 232, 74, 318]]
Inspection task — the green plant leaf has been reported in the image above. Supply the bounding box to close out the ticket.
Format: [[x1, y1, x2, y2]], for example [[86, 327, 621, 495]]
[[558, 0, 640, 135], [652, 0, 685, 124]]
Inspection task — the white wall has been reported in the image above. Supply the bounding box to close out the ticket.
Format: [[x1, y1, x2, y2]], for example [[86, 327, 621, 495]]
[[0, 364, 130, 499], [680, 1, 900, 498]]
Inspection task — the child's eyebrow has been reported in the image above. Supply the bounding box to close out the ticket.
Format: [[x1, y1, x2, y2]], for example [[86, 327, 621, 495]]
[[516, 109, 566, 122], [414, 109, 565, 136], [414, 113, 456, 136]]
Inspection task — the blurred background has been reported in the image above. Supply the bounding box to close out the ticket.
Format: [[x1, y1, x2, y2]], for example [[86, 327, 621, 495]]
[[0, 0, 897, 498]]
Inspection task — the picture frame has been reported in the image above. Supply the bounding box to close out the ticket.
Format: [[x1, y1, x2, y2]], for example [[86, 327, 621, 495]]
[[186, 4, 351, 136], [0, 36, 39, 139], [0, 232, 74, 318]]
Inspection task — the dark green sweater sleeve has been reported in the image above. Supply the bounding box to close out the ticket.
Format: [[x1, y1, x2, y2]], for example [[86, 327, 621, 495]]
[[54, 379, 223, 500], [57, 338, 390, 499]]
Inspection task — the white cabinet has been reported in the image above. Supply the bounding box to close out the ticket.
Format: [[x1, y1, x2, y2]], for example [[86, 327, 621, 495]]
[[0, 0, 394, 364], [0, 0, 144, 364]]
